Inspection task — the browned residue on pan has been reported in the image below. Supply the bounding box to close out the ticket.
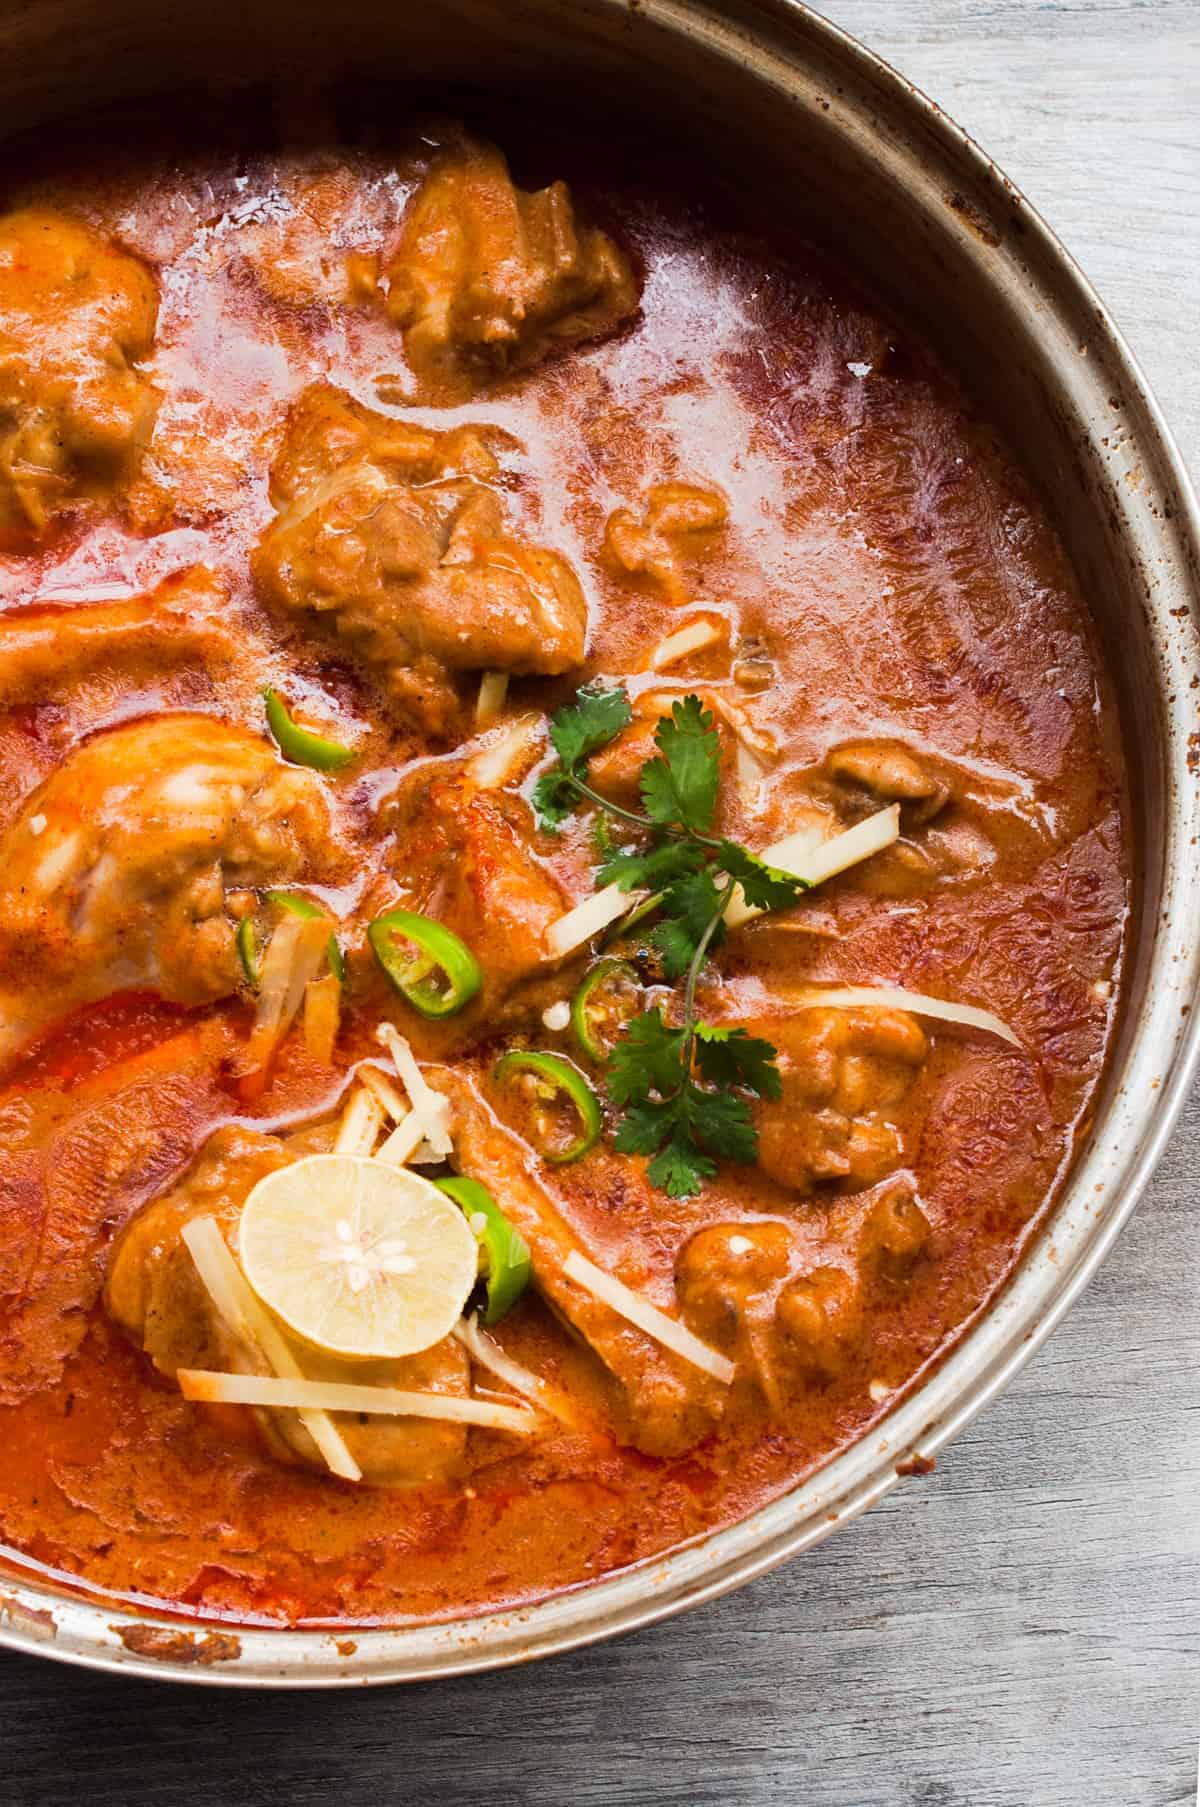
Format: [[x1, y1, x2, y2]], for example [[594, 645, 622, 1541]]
[[946, 189, 1003, 247], [114, 1624, 242, 1665]]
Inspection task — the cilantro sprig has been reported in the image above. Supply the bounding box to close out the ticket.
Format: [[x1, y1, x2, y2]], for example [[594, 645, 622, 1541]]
[[534, 684, 809, 1197], [532, 685, 637, 830], [608, 1014, 782, 1195]]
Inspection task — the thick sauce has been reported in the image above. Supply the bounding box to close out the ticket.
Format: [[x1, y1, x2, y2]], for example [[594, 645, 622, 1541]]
[[0, 108, 1126, 1626]]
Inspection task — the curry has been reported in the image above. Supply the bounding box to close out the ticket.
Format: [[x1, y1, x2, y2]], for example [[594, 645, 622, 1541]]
[[0, 107, 1126, 1628]]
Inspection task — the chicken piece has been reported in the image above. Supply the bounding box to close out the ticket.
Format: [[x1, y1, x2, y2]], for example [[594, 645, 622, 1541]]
[[0, 569, 257, 818], [748, 1007, 929, 1196], [0, 714, 336, 1064], [266, 382, 498, 505], [675, 1220, 795, 1403], [824, 739, 950, 827], [775, 1266, 862, 1377], [824, 742, 1011, 899], [432, 1065, 723, 1457], [384, 137, 638, 398], [676, 1224, 867, 1398], [253, 384, 587, 735], [0, 567, 236, 708], [859, 1186, 932, 1281], [106, 1125, 470, 1487], [261, 1335, 471, 1488], [604, 482, 729, 600], [0, 208, 159, 542], [383, 771, 568, 1018], [230, 168, 390, 312], [675, 1221, 793, 1350], [105, 1125, 288, 1377]]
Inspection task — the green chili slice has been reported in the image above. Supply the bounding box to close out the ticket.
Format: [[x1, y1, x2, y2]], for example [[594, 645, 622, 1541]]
[[494, 1049, 602, 1164], [368, 909, 482, 1019], [264, 688, 355, 772], [266, 890, 346, 983], [235, 915, 261, 988], [435, 1175, 532, 1326], [570, 957, 641, 1063]]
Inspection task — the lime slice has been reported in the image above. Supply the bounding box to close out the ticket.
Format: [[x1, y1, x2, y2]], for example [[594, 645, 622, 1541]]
[[238, 1154, 479, 1360]]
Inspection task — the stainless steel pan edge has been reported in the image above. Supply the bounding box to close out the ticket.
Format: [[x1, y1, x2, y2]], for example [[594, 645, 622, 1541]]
[[0, 0, 1197, 1684]]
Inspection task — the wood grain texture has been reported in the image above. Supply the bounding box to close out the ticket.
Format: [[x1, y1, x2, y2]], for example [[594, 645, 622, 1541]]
[[2, 4, 1198, 1805]]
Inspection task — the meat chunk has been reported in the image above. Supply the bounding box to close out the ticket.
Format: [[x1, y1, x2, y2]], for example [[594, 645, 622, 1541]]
[[229, 167, 390, 312], [0, 568, 233, 710], [824, 739, 949, 827], [675, 1221, 792, 1348], [253, 385, 587, 734], [0, 208, 158, 542], [261, 1335, 471, 1488], [776, 1266, 862, 1376], [859, 1186, 932, 1280], [604, 482, 728, 600], [106, 1125, 469, 1487], [676, 1223, 865, 1397], [0, 714, 336, 1063], [382, 772, 567, 1019], [822, 742, 1011, 897], [748, 1007, 929, 1195], [105, 1125, 288, 1377], [0, 569, 268, 818], [675, 1220, 795, 1403], [432, 1066, 723, 1457], [266, 382, 496, 504], [384, 137, 638, 398]]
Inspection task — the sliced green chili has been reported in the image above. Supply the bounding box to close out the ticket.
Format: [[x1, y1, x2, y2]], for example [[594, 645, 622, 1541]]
[[235, 915, 261, 989], [435, 1175, 532, 1326], [570, 957, 641, 1064], [368, 909, 482, 1019], [264, 687, 355, 772], [494, 1049, 602, 1164], [266, 889, 346, 982]]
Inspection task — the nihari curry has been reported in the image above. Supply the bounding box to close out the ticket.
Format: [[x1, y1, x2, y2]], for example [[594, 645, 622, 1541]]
[[0, 110, 1127, 1628]]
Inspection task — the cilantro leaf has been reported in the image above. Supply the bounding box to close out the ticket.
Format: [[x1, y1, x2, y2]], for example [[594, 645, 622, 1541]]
[[648, 1132, 717, 1198], [597, 838, 704, 895], [535, 687, 635, 833], [664, 866, 724, 940], [605, 1008, 686, 1106], [613, 1094, 718, 1198], [718, 839, 809, 912], [647, 916, 699, 982], [638, 756, 682, 830], [648, 867, 725, 979], [611, 1075, 759, 1197], [532, 767, 579, 832], [695, 1024, 783, 1100], [690, 1088, 759, 1164], [549, 685, 632, 772], [611, 1096, 681, 1156], [640, 695, 720, 834]]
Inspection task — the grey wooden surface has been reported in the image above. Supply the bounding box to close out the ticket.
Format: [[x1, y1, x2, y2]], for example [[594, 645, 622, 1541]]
[[3, 4, 1198, 1804]]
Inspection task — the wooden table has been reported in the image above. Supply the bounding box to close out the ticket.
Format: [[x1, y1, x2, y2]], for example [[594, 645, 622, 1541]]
[[4, 4, 1198, 1803]]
